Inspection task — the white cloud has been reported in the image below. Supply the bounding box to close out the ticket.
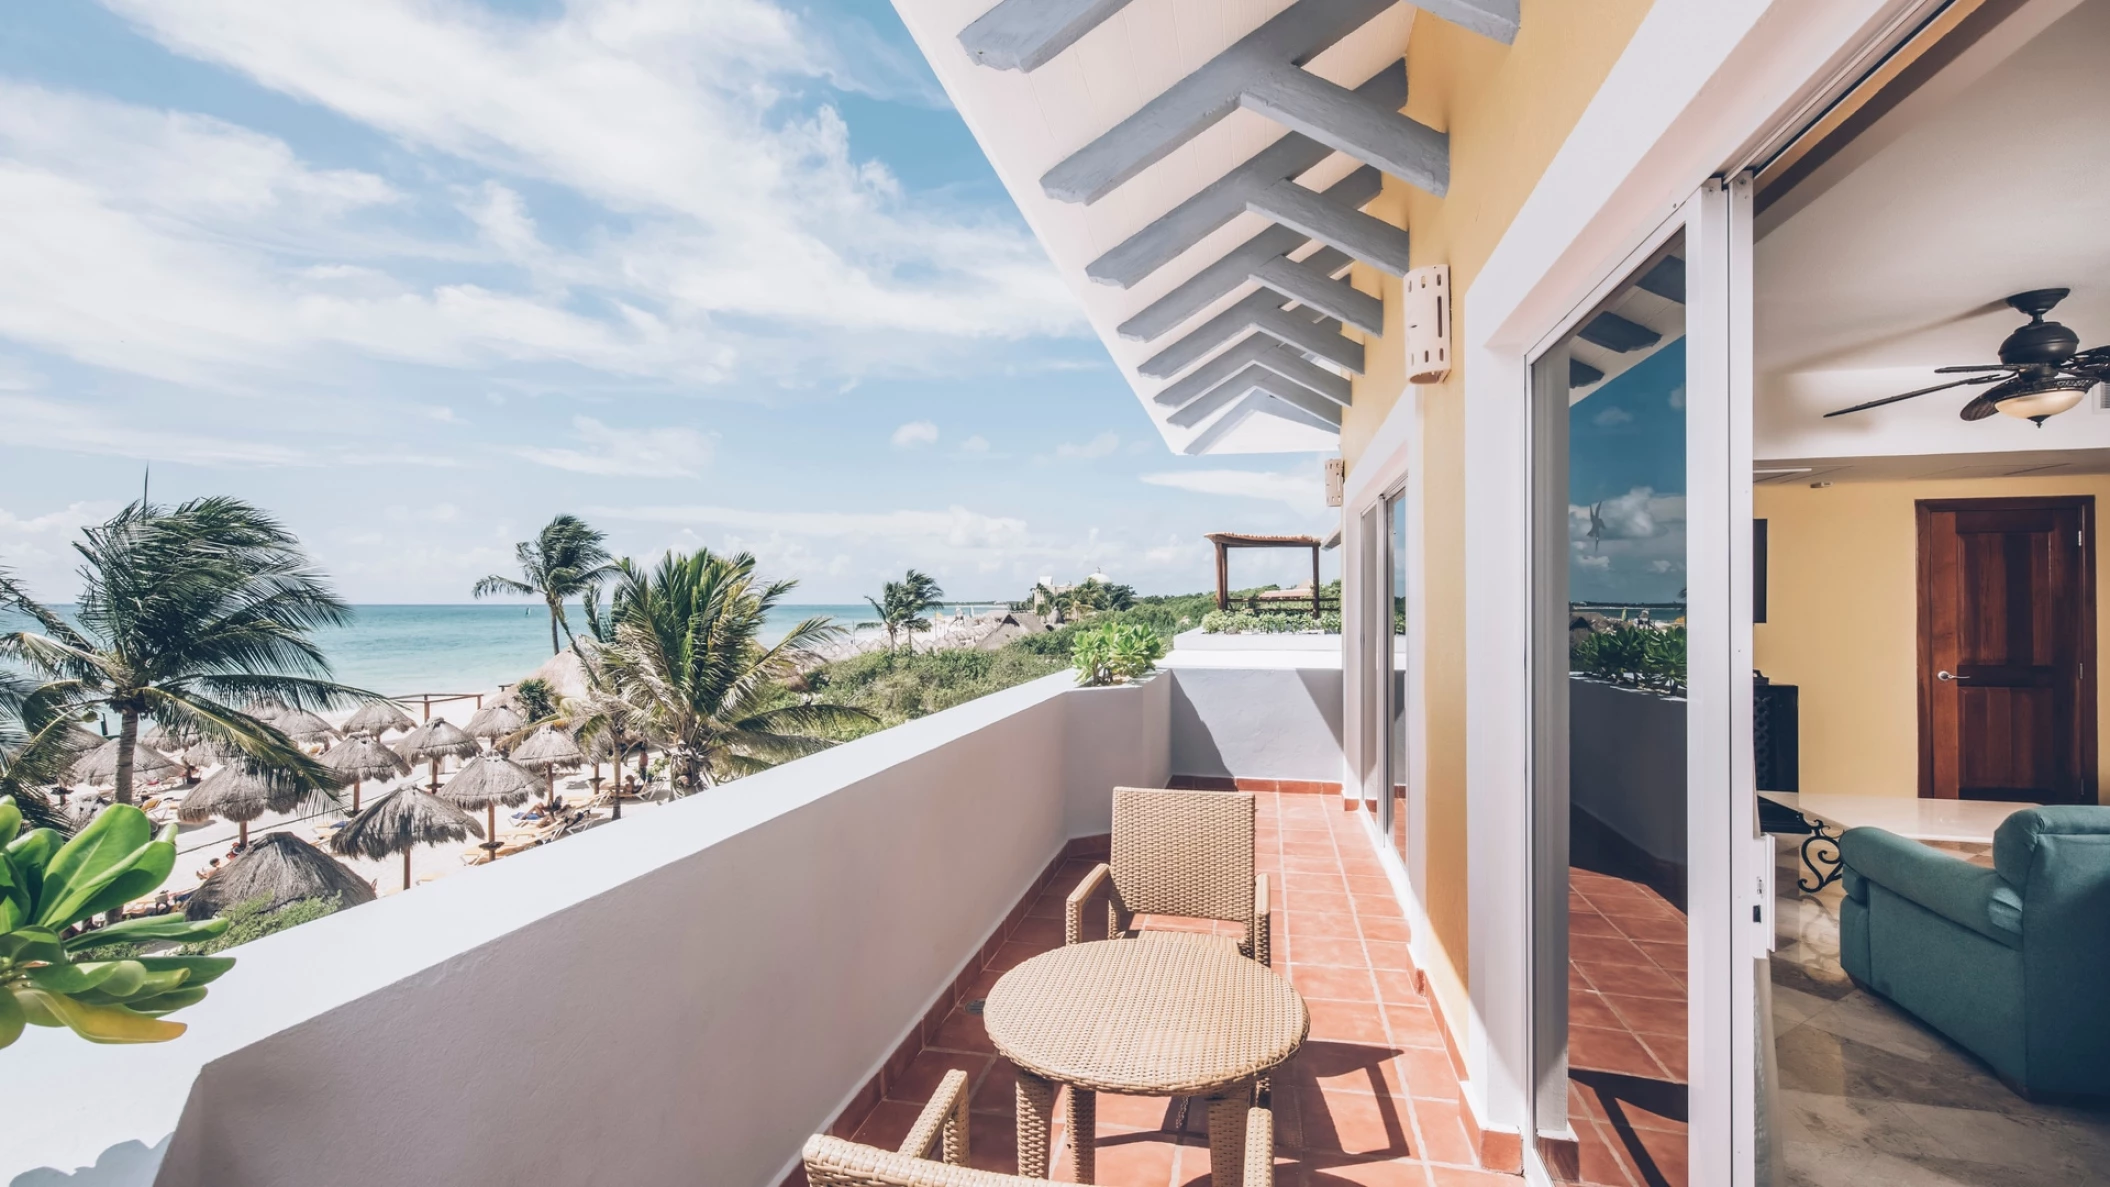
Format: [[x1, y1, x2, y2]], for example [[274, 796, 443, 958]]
[[1055, 432, 1120, 460], [1591, 405, 1633, 427], [0, 394, 309, 466], [92, 0, 1085, 361], [890, 420, 939, 449], [515, 416, 714, 477], [1139, 469, 1326, 514], [592, 502, 1028, 549], [959, 434, 991, 454]]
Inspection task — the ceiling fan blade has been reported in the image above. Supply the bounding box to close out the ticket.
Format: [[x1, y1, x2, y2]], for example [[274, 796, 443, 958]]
[[1933, 364, 2015, 373], [1822, 373, 2003, 418], [1959, 394, 2003, 421]]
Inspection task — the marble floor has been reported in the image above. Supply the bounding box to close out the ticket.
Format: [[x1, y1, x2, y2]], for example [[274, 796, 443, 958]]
[[1768, 837, 2110, 1186]]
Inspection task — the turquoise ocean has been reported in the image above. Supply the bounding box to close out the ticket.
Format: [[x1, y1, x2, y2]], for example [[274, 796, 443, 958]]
[[314, 604, 884, 697]]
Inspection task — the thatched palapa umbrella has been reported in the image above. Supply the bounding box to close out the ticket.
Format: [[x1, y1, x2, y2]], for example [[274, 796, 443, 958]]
[[331, 784, 483, 891], [511, 726, 584, 801], [438, 754, 540, 859], [464, 703, 525, 750], [187, 832, 375, 921], [319, 733, 410, 812], [394, 718, 479, 790], [242, 697, 291, 724], [342, 698, 416, 738], [274, 708, 338, 747], [72, 738, 181, 788], [177, 763, 284, 845]]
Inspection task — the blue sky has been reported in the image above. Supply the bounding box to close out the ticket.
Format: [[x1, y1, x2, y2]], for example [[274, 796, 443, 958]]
[[1569, 337, 1687, 606], [0, 0, 1333, 605]]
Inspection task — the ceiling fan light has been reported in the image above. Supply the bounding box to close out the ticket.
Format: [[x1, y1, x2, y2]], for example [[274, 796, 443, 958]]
[[1994, 376, 2091, 424]]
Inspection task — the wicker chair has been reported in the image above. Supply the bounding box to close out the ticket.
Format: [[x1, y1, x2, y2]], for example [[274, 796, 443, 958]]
[[1065, 786, 1269, 966], [803, 1069, 1275, 1187]]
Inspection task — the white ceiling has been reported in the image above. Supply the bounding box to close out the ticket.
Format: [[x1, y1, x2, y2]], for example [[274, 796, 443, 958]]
[[1754, 0, 2110, 462], [892, 0, 1416, 454]]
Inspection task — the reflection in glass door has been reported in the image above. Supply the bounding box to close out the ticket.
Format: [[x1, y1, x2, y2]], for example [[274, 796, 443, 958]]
[[1385, 491, 1408, 859], [1534, 232, 1692, 1187]]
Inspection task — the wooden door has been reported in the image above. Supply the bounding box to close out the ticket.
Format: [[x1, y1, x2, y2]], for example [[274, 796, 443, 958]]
[[1918, 497, 2096, 803]]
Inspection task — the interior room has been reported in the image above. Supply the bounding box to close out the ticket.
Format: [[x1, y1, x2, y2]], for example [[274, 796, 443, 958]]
[[1751, 0, 2110, 1180]]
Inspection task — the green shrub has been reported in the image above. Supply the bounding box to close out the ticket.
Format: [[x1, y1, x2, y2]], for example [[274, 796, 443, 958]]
[[1200, 610, 1342, 635], [1071, 622, 1166, 687], [1570, 623, 1686, 690], [178, 895, 344, 955], [515, 677, 557, 722]]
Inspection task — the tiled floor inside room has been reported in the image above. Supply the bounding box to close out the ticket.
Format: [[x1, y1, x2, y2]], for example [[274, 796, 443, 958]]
[[825, 790, 1515, 1186], [1564, 869, 1690, 1187], [1769, 837, 2110, 1187]]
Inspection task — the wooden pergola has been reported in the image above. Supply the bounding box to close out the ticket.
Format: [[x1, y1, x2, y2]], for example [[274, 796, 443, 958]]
[[1206, 532, 1325, 618]]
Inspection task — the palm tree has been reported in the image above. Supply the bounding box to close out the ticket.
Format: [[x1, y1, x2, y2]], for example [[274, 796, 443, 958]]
[[0, 500, 352, 806], [598, 549, 873, 791], [553, 578, 651, 818], [0, 663, 80, 833], [864, 569, 945, 652], [473, 515, 620, 654]]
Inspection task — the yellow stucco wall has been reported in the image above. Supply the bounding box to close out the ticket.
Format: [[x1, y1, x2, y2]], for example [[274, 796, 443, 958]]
[[1754, 476, 2109, 805], [1341, 0, 1657, 1041]]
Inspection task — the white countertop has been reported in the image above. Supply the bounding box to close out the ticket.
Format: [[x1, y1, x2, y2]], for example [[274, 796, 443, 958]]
[[1760, 791, 2035, 844]]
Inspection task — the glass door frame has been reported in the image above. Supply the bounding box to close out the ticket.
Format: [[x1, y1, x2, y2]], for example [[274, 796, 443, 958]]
[[1518, 175, 1762, 1185]]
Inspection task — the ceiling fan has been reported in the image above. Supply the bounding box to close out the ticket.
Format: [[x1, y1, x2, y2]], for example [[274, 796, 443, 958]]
[[1823, 289, 2110, 425]]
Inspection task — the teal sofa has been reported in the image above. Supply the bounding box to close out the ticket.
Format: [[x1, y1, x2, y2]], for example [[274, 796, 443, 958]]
[[1837, 806, 2110, 1099]]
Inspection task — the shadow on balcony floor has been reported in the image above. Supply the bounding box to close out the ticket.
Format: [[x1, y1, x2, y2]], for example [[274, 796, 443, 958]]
[[790, 791, 1510, 1186]]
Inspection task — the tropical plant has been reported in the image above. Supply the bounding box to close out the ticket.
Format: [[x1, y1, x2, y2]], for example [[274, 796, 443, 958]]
[[513, 677, 557, 724], [0, 499, 355, 806], [864, 569, 945, 652], [1025, 578, 1136, 622], [0, 657, 80, 834], [1071, 622, 1166, 687], [1571, 623, 1687, 690], [1200, 610, 1345, 635], [0, 798, 234, 1047], [473, 514, 621, 654], [596, 549, 875, 790]]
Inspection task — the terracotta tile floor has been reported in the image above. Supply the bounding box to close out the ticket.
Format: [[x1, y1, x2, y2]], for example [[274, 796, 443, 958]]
[[842, 792, 1498, 1186], [1564, 869, 1688, 1187]]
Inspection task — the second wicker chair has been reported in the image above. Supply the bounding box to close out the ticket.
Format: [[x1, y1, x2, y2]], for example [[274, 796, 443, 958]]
[[1064, 786, 1269, 966]]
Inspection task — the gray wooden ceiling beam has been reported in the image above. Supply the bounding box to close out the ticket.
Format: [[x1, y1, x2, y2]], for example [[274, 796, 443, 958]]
[[1084, 63, 1405, 288], [1247, 169, 1413, 274], [1039, 0, 1447, 205], [1116, 167, 1387, 342], [1180, 391, 1337, 455], [1416, 0, 1520, 44], [958, 0, 1137, 72], [1251, 254, 1381, 336], [1140, 289, 1363, 379], [1150, 329, 1351, 411], [1166, 362, 1345, 429]]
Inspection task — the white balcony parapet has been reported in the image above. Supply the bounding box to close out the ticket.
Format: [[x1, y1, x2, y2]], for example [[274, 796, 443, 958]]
[[4, 651, 1350, 1187]]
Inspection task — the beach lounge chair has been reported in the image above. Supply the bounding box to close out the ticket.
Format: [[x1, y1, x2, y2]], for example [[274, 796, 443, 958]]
[[802, 1069, 1274, 1186]]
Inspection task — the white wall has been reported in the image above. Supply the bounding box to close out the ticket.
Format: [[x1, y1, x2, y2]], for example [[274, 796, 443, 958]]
[[6, 673, 1173, 1187], [1163, 651, 1345, 783]]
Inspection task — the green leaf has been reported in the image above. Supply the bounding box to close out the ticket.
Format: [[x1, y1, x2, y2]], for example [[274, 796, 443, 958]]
[[0, 854, 25, 935], [135, 954, 235, 987], [0, 988, 23, 1048], [0, 929, 64, 967], [25, 960, 136, 996], [75, 837, 177, 924], [16, 988, 186, 1044], [0, 798, 21, 849], [35, 806, 152, 927], [123, 987, 208, 1017], [77, 966, 190, 1005], [65, 914, 227, 952], [6, 829, 59, 904]]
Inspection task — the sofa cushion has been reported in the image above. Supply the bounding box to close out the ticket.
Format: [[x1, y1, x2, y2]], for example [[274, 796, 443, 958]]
[[1838, 826, 2017, 948], [1994, 806, 2110, 889]]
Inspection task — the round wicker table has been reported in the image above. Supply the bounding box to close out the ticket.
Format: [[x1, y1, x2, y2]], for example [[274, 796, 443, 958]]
[[984, 936, 1309, 1185]]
